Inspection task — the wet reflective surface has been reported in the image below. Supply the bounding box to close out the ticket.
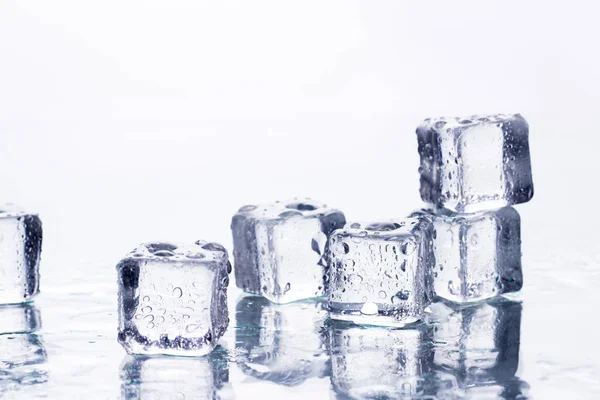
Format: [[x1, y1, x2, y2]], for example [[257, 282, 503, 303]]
[[0, 210, 599, 399]]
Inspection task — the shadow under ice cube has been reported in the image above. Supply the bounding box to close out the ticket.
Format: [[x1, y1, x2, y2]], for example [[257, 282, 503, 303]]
[[0, 204, 43, 305], [416, 114, 533, 213], [117, 241, 230, 356], [231, 198, 346, 303], [412, 207, 522, 303], [327, 219, 434, 327]]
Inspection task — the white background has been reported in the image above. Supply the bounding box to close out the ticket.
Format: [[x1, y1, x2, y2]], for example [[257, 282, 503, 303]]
[[1, 1, 600, 399]]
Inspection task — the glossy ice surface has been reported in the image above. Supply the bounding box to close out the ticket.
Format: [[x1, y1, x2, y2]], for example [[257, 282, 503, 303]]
[[327, 218, 434, 327], [231, 198, 346, 303], [116, 241, 230, 356], [417, 114, 533, 213], [0, 207, 597, 399], [412, 207, 523, 303], [0, 204, 43, 305]]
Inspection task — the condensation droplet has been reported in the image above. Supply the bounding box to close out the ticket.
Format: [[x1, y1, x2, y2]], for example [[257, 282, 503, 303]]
[[360, 302, 378, 315], [172, 287, 183, 298]]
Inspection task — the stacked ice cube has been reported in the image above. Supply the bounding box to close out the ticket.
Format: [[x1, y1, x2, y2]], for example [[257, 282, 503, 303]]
[[116, 113, 534, 357], [414, 114, 533, 303]]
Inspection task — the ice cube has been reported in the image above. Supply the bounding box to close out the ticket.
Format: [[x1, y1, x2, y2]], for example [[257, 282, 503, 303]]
[[120, 350, 229, 400], [235, 296, 329, 386], [231, 198, 346, 304], [417, 114, 534, 213], [328, 321, 458, 399], [0, 304, 41, 335], [0, 204, 43, 305], [116, 241, 230, 356], [327, 218, 434, 327], [412, 207, 522, 303], [430, 299, 527, 396]]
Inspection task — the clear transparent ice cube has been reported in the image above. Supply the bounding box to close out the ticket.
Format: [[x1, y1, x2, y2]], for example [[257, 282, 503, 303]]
[[327, 218, 434, 327], [117, 241, 230, 356], [417, 114, 533, 212], [231, 198, 346, 304], [412, 207, 522, 303], [235, 296, 329, 386], [0, 204, 43, 305]]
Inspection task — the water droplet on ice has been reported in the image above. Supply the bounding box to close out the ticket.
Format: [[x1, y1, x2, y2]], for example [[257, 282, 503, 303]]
[[172, 287, 183, 298], [360, 302, 378, 315], [401, 240, 416, 255]]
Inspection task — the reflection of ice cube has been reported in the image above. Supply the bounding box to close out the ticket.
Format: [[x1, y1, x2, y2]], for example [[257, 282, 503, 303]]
[[117, 241, 230, 356], [431, 299, 529, 397], [0, 204, 43, 305], [0, 334, 47, 370], [231, 199, 346, 303], [328, 218, 434, 327], [412, 207, 522, 303], [328, 321, 458, 399], [235, 296, 329, 386], [416, 114, 533, 213], [120, 348, 229, 400], [0, 304, 41, 335], [0, 333, 48, 394]]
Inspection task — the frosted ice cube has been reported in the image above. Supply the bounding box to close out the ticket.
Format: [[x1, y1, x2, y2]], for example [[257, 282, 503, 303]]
[[231, 198, 345, 303], [327, 218, 434, 327], [117, 241, 230, 356], [417, 114, 533, 213], [0, 204, 43, 305], [412, 207, 522, 303], [120, 350, 229, 400], [235, 296, 329, 386], [430, 299, 526, 396], [328, 321, 458, 399]]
